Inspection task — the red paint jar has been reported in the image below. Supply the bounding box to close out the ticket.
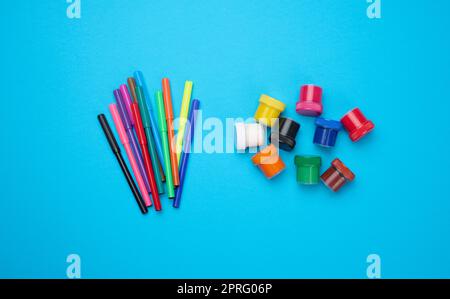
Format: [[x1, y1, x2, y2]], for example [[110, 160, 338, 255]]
[[321, 158, 355, 192], [340, 108, 374, 142]]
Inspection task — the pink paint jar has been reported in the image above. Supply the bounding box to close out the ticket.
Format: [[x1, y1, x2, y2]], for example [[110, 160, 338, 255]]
[[296, 85, 323, 117]]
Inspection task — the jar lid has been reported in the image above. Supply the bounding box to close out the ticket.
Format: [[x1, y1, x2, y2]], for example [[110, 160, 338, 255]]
[[251, 144, 280, 165], [294, 155, 321, 167], [349, 121, 375, 142], [331, 158, 355, 181], [315, 117, 342, 130], [279, 117, 300, 136], [300, 85, 323, 103], [270, 133, 296, 151], [259, 94, 286, 112]]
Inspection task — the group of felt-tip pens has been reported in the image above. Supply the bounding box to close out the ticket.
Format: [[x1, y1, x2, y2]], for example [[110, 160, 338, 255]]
[[98, 71, 200, 214], [236, 84, 375, 193]]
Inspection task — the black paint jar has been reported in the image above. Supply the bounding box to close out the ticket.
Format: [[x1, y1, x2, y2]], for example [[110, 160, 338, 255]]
[[270, 117, 300, 151]]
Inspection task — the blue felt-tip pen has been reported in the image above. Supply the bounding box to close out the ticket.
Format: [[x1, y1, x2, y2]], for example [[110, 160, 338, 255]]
[[174, 99, 200, 208]]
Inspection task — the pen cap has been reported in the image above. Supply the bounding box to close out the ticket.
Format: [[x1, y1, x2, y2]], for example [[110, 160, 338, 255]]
[[190, 100, 200, 131], [162, 78, 174, 120], [131, 102, 147, 144], [119, 85, 135, 125], [109, 104, 129, 145], [155, 91, 167, 132], [135, 86, 151, 128], [114, 89, 132, 130], [128, 78, 138, 102], [98, 114, 120, 154], [184, 99, 200, 149], [134, 71, 155, 112]]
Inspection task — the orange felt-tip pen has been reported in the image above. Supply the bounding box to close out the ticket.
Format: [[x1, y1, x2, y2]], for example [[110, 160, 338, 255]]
[[162, 78, 180, 186]]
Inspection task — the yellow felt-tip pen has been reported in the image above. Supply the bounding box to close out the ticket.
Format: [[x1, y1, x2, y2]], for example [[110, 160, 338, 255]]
[[176, 80, 193, 163]]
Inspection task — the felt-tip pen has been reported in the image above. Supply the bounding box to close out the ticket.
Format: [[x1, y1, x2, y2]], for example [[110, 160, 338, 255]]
[[114, 89, 151, 194], [109, 104, 152, 207], [131, 102, 162, 211], [156, 90, 175, 198], [174, 99, 200, 208], [97, 114, 148, 214]]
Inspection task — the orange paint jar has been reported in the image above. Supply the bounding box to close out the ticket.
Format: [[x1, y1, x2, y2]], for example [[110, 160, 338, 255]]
[[251, 144, 286, 179]]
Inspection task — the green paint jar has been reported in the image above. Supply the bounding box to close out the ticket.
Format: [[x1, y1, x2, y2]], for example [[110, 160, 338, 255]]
[[294, 155, 322, 185]]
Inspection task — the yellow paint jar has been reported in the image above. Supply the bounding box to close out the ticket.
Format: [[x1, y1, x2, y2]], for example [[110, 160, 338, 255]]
[[254, 94, 286, 127]]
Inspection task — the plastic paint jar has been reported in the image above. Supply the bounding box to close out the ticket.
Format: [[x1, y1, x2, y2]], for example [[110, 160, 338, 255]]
[[235, 122, 266, 150], [321, 158, 355, 192], [294, 155, 322, 185], [296, 85, 323, 116], [313, 117, 342, 148], [254, 94, 286, 127], [340, 108, 374, 142], [251, 144, 286, 179], [270, 117, 300, 151]]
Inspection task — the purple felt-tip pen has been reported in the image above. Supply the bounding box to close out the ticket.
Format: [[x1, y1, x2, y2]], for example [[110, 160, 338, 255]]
[[173, 99, 200, 208], [119, 85, 135, 126], [114, 89, 151, 193]]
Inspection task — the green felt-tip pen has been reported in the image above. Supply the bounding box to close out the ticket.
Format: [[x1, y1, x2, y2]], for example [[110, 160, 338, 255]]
[[156, 90, 175, 198], [135, 86, 165, 194]]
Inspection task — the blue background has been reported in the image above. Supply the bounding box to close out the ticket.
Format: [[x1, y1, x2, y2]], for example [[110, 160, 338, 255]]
[[1, 0, 449, 278]]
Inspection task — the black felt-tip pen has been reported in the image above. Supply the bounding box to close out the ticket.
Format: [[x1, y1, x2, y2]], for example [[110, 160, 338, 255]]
[[98, 114, 148, 214]]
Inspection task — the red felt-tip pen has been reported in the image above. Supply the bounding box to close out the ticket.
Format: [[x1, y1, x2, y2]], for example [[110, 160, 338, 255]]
[[131, 102, 162, 211]]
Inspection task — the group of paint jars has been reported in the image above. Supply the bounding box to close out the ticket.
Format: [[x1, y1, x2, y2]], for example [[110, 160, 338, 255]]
[[235, 84, 375, 192]]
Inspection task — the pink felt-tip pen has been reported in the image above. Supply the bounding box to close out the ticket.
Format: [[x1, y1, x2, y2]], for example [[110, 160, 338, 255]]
[[109, 103, 152, 207]]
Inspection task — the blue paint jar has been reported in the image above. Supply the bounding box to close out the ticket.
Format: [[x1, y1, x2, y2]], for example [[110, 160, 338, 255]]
[[313, 117, 342, 148]]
